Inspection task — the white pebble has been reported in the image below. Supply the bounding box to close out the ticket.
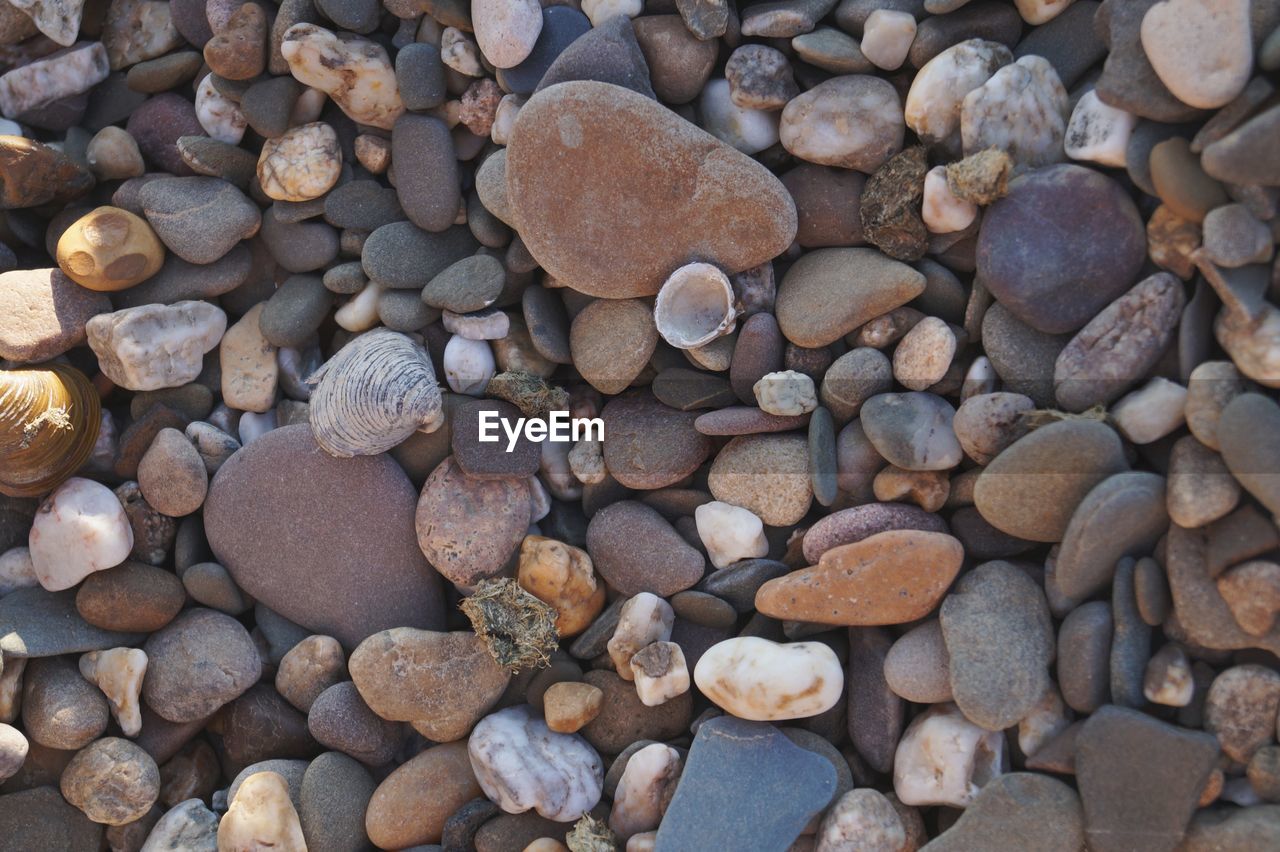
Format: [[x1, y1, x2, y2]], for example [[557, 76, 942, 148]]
[[472, 0, 543, 68], [443, 335, 496, 395], [694, 636, 843, 721], [491, 94, 525, 145], [195, 73, 247, 145], [86, 301, 227, 392], [893, 703, 1007, 807], [922, 165, 977, 234], [607, 593, 675, 681], [540, 440, 582, 502], [282, 23, 405, 129], [140, 799, 219, 852], [610, 743, 681, 840], [753, 369, 817, 416], [0, 41, 107, 120], [441, 27, 485, 76], [581, 0, 642, 27], [1140, 0, 1252, 110], [334, 280, 384, 332], [257, 122, 342, 202], [442, 308, 510, 340], [861, 9, 916, 71], [1110, 377, 1188, 444], [79, 648, 147, 737], [694, 501, 768, 569], [631, 641, 690, 707], [238, 410, 278, 446], [961, 54, 1068, 169], [699, 79, 780, 156], [468, 705, 603, 822], [905, 39, 1012, 148], [28, 478, 133, 592], [1064, 89, 1136, 168], [961, 355, 997, 401], [0, 548, 38, 597]]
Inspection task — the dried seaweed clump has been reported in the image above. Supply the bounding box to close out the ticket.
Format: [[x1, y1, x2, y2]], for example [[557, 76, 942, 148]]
[[860, 145, 928, 262], [1021, 404, 1109, 432], [460, 578, 559, 673], [946, 147, 1013, 206], [566, 814, 618, 852], [486, 371, 570, 418]]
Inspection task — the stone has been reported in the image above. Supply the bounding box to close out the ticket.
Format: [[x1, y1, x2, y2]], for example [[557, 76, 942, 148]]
[[218, 771, 306, 851], [893, 703, 1006, 807], [0, 268, 110, 364], [656, 716, 837, 851], [469, 705, 603, 821], [960, 54, 1068, 170], [1149, 137, 1229, 223], [28, 478, 132, 592], [544, 681, 604, 732], [7, 0, 85, 46], [757, 530, 963, 626], [1218, 394, 1280, 519], [349, 628, 508, 741], [780, 75, 904, 173], [204, 424, 443, 645], [22, 655, 109, 749], [0, 136, 93, 208], [1140, 0, 1252, 110], [308, 681, 401, 766], [497, 6, 591, 94], [415, 456, 530, 587], [694, 501, 768, 568], [1218, 561, 1280, 637], [517, 536, 604, 638], [55, 206, 164, 292], [506, 81, 796, 298], [631, 15, 717, 104], [631, 641, 691, 707], [1075, 705, 1219, 852], [1111, 378, 1188, 444], [608, 593, 675, 681], [79, 647, 147, 736], [860, 392, 963, 471], [586, 501, 704, 597], [219, 304, 277, 413], [257, 122, 340, 203], [0, 42, 108, 119], [1204, 665, 1280, 763], [1094, 0, 1206, 123], [1180, 806, 1280, 850], [365, 741, 480, 849], [114, 244, 253, 310], [885, 619, 952, 704], [1065, 89, 1137, 168], [392, 115, 460, 233], [1053, 273, 1184, 412], [974, 420, 1128, 543], [699, 78, 781, 155], [1144, 642, 1194, 706], [977, 164, 1147, 334], [695, 636, 843, 721], [139, 177, 260, 265], [61, 737, 159, 826], [142, 608, 260, 722], [87, 302, 226, 392], [610, 742, 680, 840], [776, 248, 926, 348], [725, 45, 797, 110], [707, 433, 812, 526], [204, 2, 268, 80], [580, 669, 691, 754], [922, 165, 978, 233], [101, 0, 183, 69], [905, 39, 1012, 148], [0, 787, 102, 850], [281, 23, 403, 129], [194, 74, 248, 145], [1200, 104, 1280, 187], [473, 0, 542, 68], [298, 752, 375, 852], [862, 8, 917, 70], [924, 773, 1084, 852], [753, 370, 817, 416], [782, 164, 866, 248], [137, 428, 207, 518], [1202, 203, 1274, 268], [570, 298, 658, 395], [275, 635, 347, 713], [1167, 436, 1239, 529]]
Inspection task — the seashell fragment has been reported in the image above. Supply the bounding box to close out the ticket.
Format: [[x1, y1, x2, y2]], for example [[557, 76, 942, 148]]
[[308, 328, 443, 457], [653, 263, 738, 350], [0, 364, 101, 498]]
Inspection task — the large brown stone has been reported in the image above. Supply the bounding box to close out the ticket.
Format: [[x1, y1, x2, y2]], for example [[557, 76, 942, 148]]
[[506, 81, 796, 298], [0, 269, 111, 362], [203, 424, 445, 649], [756, 530, 964, 626], [0, 136, 93, 208]]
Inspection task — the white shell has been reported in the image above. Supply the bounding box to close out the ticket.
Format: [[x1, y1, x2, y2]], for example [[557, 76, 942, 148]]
[[307, 329, 442, 458], [653, 263, 738, 350]]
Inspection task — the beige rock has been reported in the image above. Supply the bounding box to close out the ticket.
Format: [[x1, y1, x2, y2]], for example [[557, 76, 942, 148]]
[[218, 771, 306, 851], [570, 298, 658, 395], [472, 0, 542, 68], [608, 593, 675, 681], [905, 39, 1011, 148], [893, 316, 956, 391], [780, 75, 904, 173], [517, 536, 605, 637], [61, 737, 159, 825], [815, 789, 906, 852], [220, 304, 278, 413], [0, 268, 111, 363], [85, 127, 144, 180], [1143, 643, 1195, 706], [873, 466, 950, 512], [78, 648, 147, 737], [922, 165, 977, 233], [1140, 0, 1252, 110], [1013, 0, 1073, 24], [631, 641, 690, 707], [6, 0, 86, 46], [29, 477, 133, 592], [694, 501, 768, 569], [544, 681, 604, 733], [610, 742, 681, 841], [1217, 561, 1280, 637], [1017, 684, 1069, 757], [275, 634, 347, 712], [693, 636, 843, 721], [257, 122, 341, 202], [753, 370, 817, 416], [960, 55, 1068, 170], [1167, 435, 1240, 528], [354, 134, 391, 173], [87, 301, 227, 391], [441, 26, 484, 76], [707, 434, 812, 526], [101, 0, 183, 69], [1110, 377, 1187, 444], [861, 9, 916, 71], [893, 703, 1006, 807], [281, 23, 404, 129], [0, 41, 108, 119]]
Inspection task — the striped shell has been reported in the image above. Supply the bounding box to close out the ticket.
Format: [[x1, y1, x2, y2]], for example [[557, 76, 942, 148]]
[[308, 329, 443, 458], [0, 364, 102, 497]]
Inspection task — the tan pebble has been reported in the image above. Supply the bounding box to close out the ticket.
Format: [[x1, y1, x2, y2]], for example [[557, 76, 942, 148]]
[[275, 635, 347, 712], [77, 648, 147, 737], [1216, 561, 1280, 637], [1198, 768, 1224, 806], [85, 127, 145, 181], [257, 121, 341, 202], [707, 434, 812, 526], [56, 206, 164, 292], [873, 466, 950, 512], [1167, 435, 1240, 529], [608, 593, 675, 681], [517, 535, 605, 637], [693, 636, 843, 721], [220, 303, 278, 413], [61, 737, 159, 826], [365, 741, 481, 849], [892, 316, 955, 391], [354, 134, 391, 173], [544, 681, 604, 733], [1146, 205, 1201, 279], [218, 770, 306, 851]]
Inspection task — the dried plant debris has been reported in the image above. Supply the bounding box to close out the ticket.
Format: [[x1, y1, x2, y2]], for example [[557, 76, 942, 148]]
[[486, 371, 571, 418], [461, 578, 560, 673]]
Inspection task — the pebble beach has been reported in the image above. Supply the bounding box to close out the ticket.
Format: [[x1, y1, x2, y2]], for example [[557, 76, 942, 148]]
[[0, 0, 1279, 849]]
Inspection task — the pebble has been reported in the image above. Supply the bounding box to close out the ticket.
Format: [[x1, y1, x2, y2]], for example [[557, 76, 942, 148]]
[[55, 206, 163, 293], [580, 669, 692, 754], [299, 752, 376, 852], [793, 26, 872, 73], [257, 122, 340, 203], [537, 15, 654, 99], [0, 787, 102, 851], [1140, 0, 1252, 110], [70, 563, 181, 636], [219, 771, 307, 851], [610, 742, 680, 840], [507, 81, 796, 298], [1144, 642, 1195, 706], [365, 741, 480, 849], [0, 268, 110, 365], [142, 608, 261, 722], [1076, 705, 1219, 852], [392, 115, 460, 233], [544, 681, 604, 733], [0, 42, 108, 120], [28, 477, 132, 592], [87, 301, 226, 392], [862, 9, 917, 70], [114, 243, 253, 309], [631, 641, 692, 706], [275, 634, 347, 713], [973, 420, 1128, 543], [802, 502, 948, 563], [694, 636, 842, 721], [632, 15, 717, 104], [757, 530, 963, 625], [700, 78, 781, 155], [281, 24, 403, 129], [587, 500, 705, 597], [1065, 89, 1137, 168], [416, 456, 530, 586], [307, 681, 401, 766], [1218, 560, 1280, 637], [349, 628, 508, 741], [1110, 378, 1188, 444], [707, 433, 812, 526], [61, 736, 159, 826], [518, 536, 605, 637], [137, 428, 207, 517], [656, 716, 836, 851], [22, 656, 109, 749], [962, 54, 1068, 171], [884, 619, 953, 703], [860, 391, 963, 471], [1149, 137, 1228, 223], [925, 772, 1084, 852], [905, 39, 1012, 148], [570, 298, 658, 395], [469, 705, 603, 821], [893, 703, 1006, 807], [780, 75, 904, 173], [725, 45, 797, 110], [1202, 202, 1274, 267], [775, 248, 925, 347], [1204, 665, 1280, 763], [0, 136, 93, 207], [977, 164, 1146, 334], [1217, 394, 1280, 519], [139, 176, 260, 265], [473, 0, 542, 68], [1200, 103, 1280, 186]]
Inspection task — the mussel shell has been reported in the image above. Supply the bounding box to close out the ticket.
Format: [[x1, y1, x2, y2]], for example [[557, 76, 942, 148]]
[[0, 364, 102, 498]]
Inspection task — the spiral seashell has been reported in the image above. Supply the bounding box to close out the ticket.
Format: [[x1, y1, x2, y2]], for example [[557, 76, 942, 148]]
[[0, 364, 102, 498], [308, 328, 443, 458], [653, 262, 738, 350]]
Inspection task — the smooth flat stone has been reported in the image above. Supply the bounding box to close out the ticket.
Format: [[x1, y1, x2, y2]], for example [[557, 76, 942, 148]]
[[694, 406, 811, 435], [498, 6, 591, 95], [802, 503, 948, 563], [923, 772, 1085, 852], [0, 587, 145, 658], [1218, 393, 1280, 518], [655, 716, 837, 852], [506, 81, 796, 298], [535, 14, 655, 98], [846, 627, 902, 774], [204, 424, 445, 649]]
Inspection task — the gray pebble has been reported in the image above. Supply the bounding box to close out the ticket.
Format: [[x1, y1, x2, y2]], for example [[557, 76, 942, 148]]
[[391, 115, 460, 233], [241, 76, 304, 139], [362, 221, 478, 289], [259, 274, 333, 348], [1110, 557, 1152, 709], [324, 181, 405, 231], [422, 253, 505, 312], [260, 206, 339, 273], [316, 0, 379, 33], [396, 43, 447, 112], [1057, 600, 1112, 714], [140, 176, 261, 265], [182, 561, 251, 615], [378, 288, 439, 332]]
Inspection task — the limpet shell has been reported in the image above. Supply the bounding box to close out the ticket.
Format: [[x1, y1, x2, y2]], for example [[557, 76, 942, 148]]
[[653, 262, 738, 350], [0, 364, 102, 498]]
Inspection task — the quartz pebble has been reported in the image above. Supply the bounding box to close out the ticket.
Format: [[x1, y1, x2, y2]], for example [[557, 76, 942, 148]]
[[693, 636, 843, 721], [86, 302, 227, 392], [780, 75, 905, 173], [29, 478, 133, 592], [861, 10, 916, 71], [753, 370, 817, 416], [607, 593, 675, 681], [610, 742, 680, 840], [631, 641, 691, 707], [906, 39, 1012, 148], [893, 703, 1006, 807], [1065, 89, 1136, 167], [281, 24, 404, 129], [218, 771, 306, 851], [78, 648, 147, 737], [257, 122, 341, 202], [694, 501, 768, 569]]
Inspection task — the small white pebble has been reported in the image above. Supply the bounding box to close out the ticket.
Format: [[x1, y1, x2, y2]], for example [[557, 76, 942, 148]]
[[694, 500, 769, 569], [1064, 90, 1137, 168], [922, 165, 977, 234], [861, 9, 917, 71], [1111, 377, 1188, 444], [753, 369, 817, 415]]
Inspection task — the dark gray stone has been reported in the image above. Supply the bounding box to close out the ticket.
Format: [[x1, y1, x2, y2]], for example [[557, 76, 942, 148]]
[[497, 6, 591, 95], [0, 588, 145, 658], [536, 14, 655, 98]]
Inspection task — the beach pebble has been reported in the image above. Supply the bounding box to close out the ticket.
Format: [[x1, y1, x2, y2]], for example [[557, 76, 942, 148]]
[[725, 45, 798, 110], [862, 9, 917, 70], [607, 593, 675, 681], [0, 268, 110, 363], [1110, 378, 1188, 444], [143, 608, 261, 722], [55, 206, 163, 293], [961, 55, 1068, 169], [473, 0, 543, 68], [780, 75, 905, 172], [1202, 203, 1274, 268], [570, 298, 658, 395], [1167, 436, 1240, 528], [860, 392, 963, 471], [776, 248, 925, 348], [1064, 89, 1136, 167], [632, 641, 691, 707], [257, 122, 340, 203], [497, 6, 591, 95], [74, 561, 185, 633], [893, 703, 1006, 807], [587, 501, 705, 597], [1139, 0, 1252, 110], [204, 2, 268, 79], [194, 73, 248, 145], [1204, 665, 1280, 763], [518, 536, 605, 637], [610, 742, 680, 840], [905, 39, 1012, 148], [137, 428, 206, 517], [61, 737, 159, 826], [922, 165, 977, 233], [469, 705, 603, 822], [1217, 561, 1280, 637], [708, 434, 812, 526], [307, 681, 401, 766], [22, 656, 109, 750], [139, 177, 260, 265], [0, 41, 108, 119], [815, 788, 905, 852], [416, 456, 529, 586], [364, 741, 477, 848], [753, 370, 817, 416], [631, 15, 717, 104], [281, 23, 404, 129], [699, 78, 781, 155], [1057, 603, 1111, 712], [78, 647, 147, 737], [544, 681, 604, 733], [885, 620, 953, 703], [29, 478, 133, 592], [694, 636, 843, 721], [1144, 642, 1195, 706], [349, 628, 508, 741], [86, 301, 227, 392], [275, 635, 347, 713], [694, 501, 768, 569], [218, 771, 306, 851], [926, 772, 1083, 851]]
